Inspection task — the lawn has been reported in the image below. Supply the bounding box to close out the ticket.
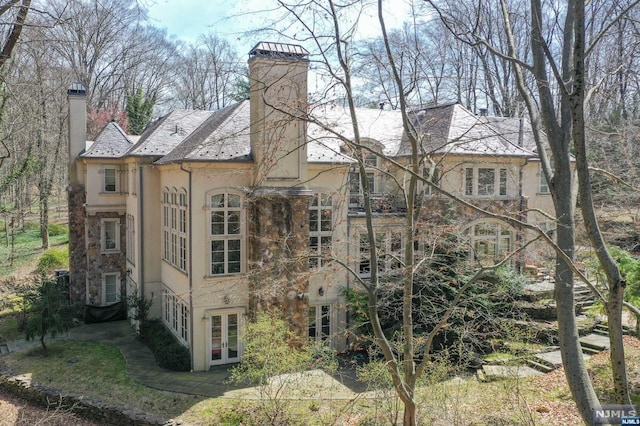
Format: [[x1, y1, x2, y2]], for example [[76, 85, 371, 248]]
[[2, 336, 640, 425]]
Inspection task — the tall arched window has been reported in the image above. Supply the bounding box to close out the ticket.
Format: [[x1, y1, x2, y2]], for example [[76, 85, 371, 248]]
[[465, 221, 513, 264], [208, 192, 242, 275]]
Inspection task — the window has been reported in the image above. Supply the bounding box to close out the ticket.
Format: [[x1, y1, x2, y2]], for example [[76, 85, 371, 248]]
[[465, 221, 513, 264], [539, 159, 554, 194], [358, 231, 403, 276], [422, 166, 440, 195], [309, 305, 331, 342], [102, 273, 120, 305], [309, 193, 332, 268], [126, 214, 135, 264], [349, 152, 378, 207], [101, 219, 120, 252], [209, 193, 242, 275], [162, 188, 188, 272], [464, 166, 508, 197], [162, 289, 189, 345], [104, 167, 117, 192]]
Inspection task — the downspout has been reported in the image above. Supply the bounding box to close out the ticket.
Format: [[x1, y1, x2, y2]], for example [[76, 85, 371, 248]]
[[138, 164, 145, 310], [517, 118, 528, 273], [181, 163, 194, 372]]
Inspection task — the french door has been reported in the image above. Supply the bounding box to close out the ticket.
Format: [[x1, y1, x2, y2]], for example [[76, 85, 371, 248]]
[[209, 310, 242, 366]]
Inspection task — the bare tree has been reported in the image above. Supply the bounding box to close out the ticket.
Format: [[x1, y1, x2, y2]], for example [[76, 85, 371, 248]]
[[428, 0, 640, 421]]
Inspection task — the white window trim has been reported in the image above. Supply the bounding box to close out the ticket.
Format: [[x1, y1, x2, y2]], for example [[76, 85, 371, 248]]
[[162, 187, 188, 273], [162, 288, 189, 345], [101, 218, 120, 253], [309, 192, 333, 269], [102, 272, 121, 305], [465, 220, 513, 263], [463, 165, 509, 197], [102, 164, 120, 194], [358, 230, 404, 277], [126, 214, 135, 264], [309, 304, 333, 343], [207, 191, 244, 276]]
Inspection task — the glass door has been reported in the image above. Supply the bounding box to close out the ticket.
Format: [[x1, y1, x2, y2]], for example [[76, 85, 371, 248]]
[[210, 311, 242, 366]]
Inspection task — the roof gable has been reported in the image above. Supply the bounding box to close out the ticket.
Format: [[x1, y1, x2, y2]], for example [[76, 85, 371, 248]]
[[80, 121, 132, 158]]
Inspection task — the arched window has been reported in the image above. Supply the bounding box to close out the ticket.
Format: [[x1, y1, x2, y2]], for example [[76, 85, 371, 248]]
[[208, 192, 243, 275], [465, 221, 513, 264]]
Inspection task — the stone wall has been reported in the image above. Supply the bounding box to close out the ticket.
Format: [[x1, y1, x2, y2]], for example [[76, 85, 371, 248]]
[[67, 185, 86, 303], [248, 192, 311, 339], [0, 370, 167, 425], [85, 212, 127, 305]]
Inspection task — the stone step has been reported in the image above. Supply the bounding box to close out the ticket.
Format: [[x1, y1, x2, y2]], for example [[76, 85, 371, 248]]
[[479, 364, 543, 381], [580, 333, 610, 352], [0, 344, 9, 355], [581, 345, 601, 355], [526, 358, 556, 373]]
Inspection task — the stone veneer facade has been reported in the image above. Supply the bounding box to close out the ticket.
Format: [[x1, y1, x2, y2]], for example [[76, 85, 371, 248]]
[[67, 184, 86, 303], [84, 212, 127, 305], [248, 191, 311, 339]]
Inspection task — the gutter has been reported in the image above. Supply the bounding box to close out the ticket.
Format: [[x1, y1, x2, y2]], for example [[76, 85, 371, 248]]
[[180, 163, 195, 372]]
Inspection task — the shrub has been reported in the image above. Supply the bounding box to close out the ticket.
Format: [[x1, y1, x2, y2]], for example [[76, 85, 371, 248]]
[[47, 222, 68, 236], [36, 247, 69, 275], [139, 319, 190, 371]]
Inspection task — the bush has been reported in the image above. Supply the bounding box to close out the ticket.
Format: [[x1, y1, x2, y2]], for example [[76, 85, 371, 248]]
[[47, 222, 68, 236], [139, 319, 190, 371], [36, 247, 69, 275]]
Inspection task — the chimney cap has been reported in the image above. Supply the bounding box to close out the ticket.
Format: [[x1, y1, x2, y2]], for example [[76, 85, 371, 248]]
[[67, 82, 86, 95], [249, 41, 309, 60]]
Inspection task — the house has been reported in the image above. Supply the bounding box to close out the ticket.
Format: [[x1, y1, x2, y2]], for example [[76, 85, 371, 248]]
[[66, 41, 555, 371]]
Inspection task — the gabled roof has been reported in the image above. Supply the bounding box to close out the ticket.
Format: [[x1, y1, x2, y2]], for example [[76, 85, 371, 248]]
[[127, 110, 215, 157], [88, 101, 539, 165], [80, 121, 133, 158], [155, 102, 251, 164]]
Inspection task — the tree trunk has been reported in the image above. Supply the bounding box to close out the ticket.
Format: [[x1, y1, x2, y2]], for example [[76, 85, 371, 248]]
[[553, 188, 601, 424], [40, 195, 49, 250], [403, 398, 417, 426]]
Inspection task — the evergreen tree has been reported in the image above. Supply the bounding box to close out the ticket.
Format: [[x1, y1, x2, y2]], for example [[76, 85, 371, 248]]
[[125, 88, 155, 135]]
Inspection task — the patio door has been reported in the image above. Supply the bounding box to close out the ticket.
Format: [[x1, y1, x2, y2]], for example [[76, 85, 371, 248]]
[[209, 311, 241, 366]]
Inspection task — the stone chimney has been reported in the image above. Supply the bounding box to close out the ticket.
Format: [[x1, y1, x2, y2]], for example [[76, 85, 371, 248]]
[[248, 41, 309, 186], [67, 82, 87, 303]]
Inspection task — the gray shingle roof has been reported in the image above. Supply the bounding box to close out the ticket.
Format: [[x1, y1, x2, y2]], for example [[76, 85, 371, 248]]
[[80, 121, 132, 158], [105, 101, 537, 165], [127, 110, 215, 157], [155, 102, 252, 164]]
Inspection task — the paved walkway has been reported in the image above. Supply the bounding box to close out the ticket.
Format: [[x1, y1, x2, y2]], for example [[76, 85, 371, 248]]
[[2, 320, 364, 400]]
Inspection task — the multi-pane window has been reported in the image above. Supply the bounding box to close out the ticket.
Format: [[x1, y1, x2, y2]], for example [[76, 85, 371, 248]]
[[309, 305, 331, 342], [309, 193, 332, 268], [349, 153, 377, 207], [422, 166, 440, 195], [102, 273, 120, 305], [358, 231, 403, 276], [162, 188, 188, 272], [162, 289, 189, 345], [539, 159, 554, 194], [101, 219, 120, 252], [126, 214, 135, 264], [104, 166, 117, 192], [464, 167, 508, 197], [466, 221, 513, 264], [209, 193, 242, 275]]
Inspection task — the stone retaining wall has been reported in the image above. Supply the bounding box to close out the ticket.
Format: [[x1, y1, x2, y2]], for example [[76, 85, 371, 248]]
[[0, 368, 172, 425]]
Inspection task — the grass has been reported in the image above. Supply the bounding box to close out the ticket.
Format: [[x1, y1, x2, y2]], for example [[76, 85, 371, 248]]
[[0, 220, 69, 277], [10, 336, 640, 424]]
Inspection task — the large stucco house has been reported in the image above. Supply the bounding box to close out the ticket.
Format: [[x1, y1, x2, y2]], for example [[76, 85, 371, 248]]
[[66, 42, 555, 371]]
